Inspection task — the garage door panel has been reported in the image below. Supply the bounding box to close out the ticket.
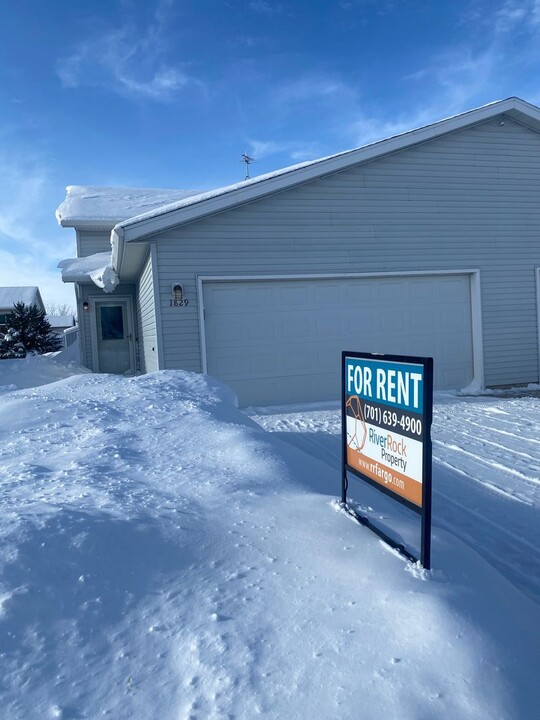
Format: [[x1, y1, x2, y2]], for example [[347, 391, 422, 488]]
[[408, 280, 437, 301], [437, 276, 470, 300], [378, 308, 408, 334], [315, 313, 347, 336], [315, 282, 350, 306], [208, 347, 278, 377], [282, 315, 312, 338], [203, 275, 474, 405], [379, 280, 408, 303], [345, 310, 380, 334], [410, 306, 441, 333], [439, 306, 470, 331], [345, 283, 379, 304]]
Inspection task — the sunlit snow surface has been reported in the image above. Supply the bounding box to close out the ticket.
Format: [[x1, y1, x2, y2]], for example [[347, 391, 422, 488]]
[[248, 392, 540, 604], [0, 366, 538, 719]]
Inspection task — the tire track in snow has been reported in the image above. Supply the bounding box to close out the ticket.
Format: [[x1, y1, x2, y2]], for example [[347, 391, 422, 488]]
[[433, 456, 532, 505], [433, 439, 540, 488], [442, 428, 540, 463], [248, 399, 540, 603]]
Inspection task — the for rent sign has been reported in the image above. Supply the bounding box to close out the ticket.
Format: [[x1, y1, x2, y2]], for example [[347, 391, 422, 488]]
[[341, 352, 433, 567]]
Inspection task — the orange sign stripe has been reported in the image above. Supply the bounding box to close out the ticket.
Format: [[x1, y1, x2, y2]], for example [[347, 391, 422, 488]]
[[347, 447, 423, 507]]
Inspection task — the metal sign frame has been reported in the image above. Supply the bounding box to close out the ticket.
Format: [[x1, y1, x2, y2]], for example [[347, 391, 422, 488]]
[[341, 351, 433, 568]]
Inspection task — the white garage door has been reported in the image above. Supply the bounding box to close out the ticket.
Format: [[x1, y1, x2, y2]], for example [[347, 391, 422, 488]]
[[203, 275, 474, 407]]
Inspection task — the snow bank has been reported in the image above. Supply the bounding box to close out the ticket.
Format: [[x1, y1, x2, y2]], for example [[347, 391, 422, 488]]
[[0, 353, 89, 394], [0, 370, 538, 719]]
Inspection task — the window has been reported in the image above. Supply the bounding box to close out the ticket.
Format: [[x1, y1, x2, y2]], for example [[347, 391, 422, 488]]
[[0, 312, 12, 334], [100, 306, 124, 340]]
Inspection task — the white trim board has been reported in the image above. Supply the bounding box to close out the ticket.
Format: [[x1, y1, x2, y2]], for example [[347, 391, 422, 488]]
[[536, 267, 540, 384], [150, 243, 165, 370], [197, 269, 484, 392]]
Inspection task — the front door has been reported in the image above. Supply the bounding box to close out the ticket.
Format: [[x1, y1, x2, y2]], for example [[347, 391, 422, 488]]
[[95, 299, 134, 374]]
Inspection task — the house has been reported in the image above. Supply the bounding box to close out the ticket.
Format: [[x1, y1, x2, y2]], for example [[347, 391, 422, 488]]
[[46, 314, 78, 350], [57, 97, 540, 406], [0, 286, 45, 335], [46, 315, 76, 335]]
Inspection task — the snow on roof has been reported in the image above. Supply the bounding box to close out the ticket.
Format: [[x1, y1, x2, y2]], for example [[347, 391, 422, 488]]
[[0, 286, 41, 309], [58, 252, 119, 292], [117, 154, 350, 229], [46, 315, 75, 328], [55, 185, 203, 227], [58, 252, 111, 277]]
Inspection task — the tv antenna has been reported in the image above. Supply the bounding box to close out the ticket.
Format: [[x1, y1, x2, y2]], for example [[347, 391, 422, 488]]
[[240, 152, 256, 180]]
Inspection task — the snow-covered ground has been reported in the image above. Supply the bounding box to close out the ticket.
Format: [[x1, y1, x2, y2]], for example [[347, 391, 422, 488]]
[[0, 363, 538, 719], [248, 392, 540, 605], [0, 353, 89, 394]]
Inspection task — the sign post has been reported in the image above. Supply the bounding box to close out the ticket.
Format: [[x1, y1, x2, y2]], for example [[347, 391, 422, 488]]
[[341, 351, 433, 568]]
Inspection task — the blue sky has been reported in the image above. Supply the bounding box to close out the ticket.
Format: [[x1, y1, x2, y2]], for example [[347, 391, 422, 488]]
[[1, 0, 539, 308]]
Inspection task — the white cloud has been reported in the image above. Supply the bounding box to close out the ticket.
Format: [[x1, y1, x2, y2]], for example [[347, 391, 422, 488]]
[[349, 54, 497, 147], [247, 140, 287, 158], [274, 75, 354, 105], [249, 1, 283, 16], [348, 0, 540, 148], [494, 0, 540, 32], [0, 148, 76, 308], [56, 2, 203, 102], [0, 151, 51, 242], [0, 249, 76, 310], [247, 139, 322, 162]]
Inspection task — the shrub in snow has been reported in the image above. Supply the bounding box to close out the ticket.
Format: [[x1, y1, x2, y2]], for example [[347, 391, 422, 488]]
[[0, 302, 62, 359]]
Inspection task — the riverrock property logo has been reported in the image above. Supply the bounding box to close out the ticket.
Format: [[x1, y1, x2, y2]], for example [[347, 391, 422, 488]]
[[345, 395, 367, 451], [345, 357, 425, 507]]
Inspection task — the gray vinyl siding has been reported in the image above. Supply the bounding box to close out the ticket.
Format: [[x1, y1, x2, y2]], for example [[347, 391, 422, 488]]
[[135, 251, 158, 373], [77, 229, 112, 257], [152, 115, 540, 387], [79, 284, 136, 371]]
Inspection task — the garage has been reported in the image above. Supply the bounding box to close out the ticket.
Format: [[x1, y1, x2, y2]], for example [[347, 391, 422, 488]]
[[201, 273, 475, 407]]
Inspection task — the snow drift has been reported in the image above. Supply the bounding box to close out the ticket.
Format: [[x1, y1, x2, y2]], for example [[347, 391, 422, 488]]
[[0, 369, 538, 719]]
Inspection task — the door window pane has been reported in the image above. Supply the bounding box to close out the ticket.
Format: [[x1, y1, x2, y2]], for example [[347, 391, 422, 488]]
[[100, 306, 124, 340]]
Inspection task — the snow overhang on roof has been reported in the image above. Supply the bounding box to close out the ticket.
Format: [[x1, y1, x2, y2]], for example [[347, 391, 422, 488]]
[[55, 185, 203, 229], [58, 252, 119, 293], [113, 96, 540, 244]]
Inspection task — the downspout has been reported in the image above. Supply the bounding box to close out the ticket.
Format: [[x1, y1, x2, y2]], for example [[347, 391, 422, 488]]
[[111, 224, 125, 277]]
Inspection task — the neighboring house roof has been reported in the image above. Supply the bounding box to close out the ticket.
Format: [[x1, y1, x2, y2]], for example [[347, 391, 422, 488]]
[[0, 286, 44, 310], [46, 315, 76, 329], [112, 96, 540, 248], [55, 185, 203, 229]]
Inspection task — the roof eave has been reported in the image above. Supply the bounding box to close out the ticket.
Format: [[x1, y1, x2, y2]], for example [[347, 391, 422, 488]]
[[57, 217, 121, 230], [121, 96, 539, 243], [60, 274, 95, 284]]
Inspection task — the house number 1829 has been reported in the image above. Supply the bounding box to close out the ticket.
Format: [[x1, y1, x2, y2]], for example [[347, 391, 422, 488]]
[[170, 299, 189, 307]]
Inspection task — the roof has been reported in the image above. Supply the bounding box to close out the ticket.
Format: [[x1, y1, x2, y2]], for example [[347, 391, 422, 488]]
[[55, 185, 203, 229], [113, 96, 540, 245], [0, 286, 44, 310], [46, 315, 76, 328]]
